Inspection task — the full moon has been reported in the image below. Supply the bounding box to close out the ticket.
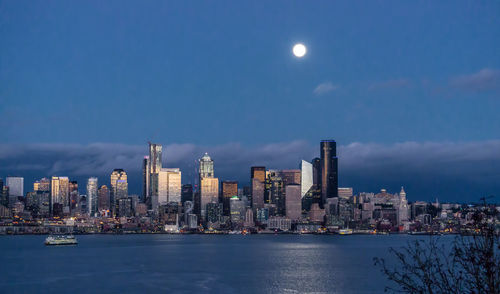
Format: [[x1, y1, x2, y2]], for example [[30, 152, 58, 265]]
[[292, 43, 307, 58]]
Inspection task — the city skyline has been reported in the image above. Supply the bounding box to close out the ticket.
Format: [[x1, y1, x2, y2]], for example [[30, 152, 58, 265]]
[[1, 139, 499, 203], [1, 1, 499, 202]]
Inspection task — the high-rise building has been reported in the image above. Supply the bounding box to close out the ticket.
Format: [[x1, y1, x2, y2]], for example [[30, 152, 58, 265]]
[[98, 185, 110, 212], [230, 196, 246, 224], [285, 184, 302, 221], [69, 181, 79, 212], [87, 177, 98, 216], [51, 176, 69, 207], [251, 166, 266, 209], [199, 153, 214, 179], [156, 168, 182, 208], [221, 181, 238, 216], [34, 178, 50, 192], [300, 160, 313, 198], [181, 184, 193, 203], [6, 177, 23, 197], [320, 140, 338, 205], [110, 169, 127, 214], [278, 170, 301, 186], [268, 173, 285, 216], [200, 177, 219, 220], [148, 142, 162, 208], [142, 156, 150, 203]]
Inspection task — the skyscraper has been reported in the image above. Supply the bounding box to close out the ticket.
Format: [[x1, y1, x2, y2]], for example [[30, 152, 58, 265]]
[[251, 166, 265, 209], [200, 177, 219, 220], [98, 185, 110, 212], [69, 181, 79, 212], [34, 178, 50, 192], [221, 181, 238, 216], [142, 156, 150, 203], [320, 140, 338, 206], [285, 184, 302, 221], [300, 160, 313, 198], [181, 184, 193, 203], [87, 177, 98, 216], [157, 168, 182, 208], [199, 153, 214, 178], [6, 177, 23, 197], [148, 142, 162, 208], [110, 169, 127, 215], [51, 176, 69, 208]]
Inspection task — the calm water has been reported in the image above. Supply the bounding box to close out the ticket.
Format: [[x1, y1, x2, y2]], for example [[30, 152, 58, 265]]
[[0, 234, 448, 293]]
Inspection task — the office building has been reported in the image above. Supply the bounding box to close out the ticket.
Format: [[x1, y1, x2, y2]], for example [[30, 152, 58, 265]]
[[338, 187, 353, 199], [142, 156, 149, 203], [221, 181, 238, 216], [285, 184, 302, 221], [110, 169, 127, 213], [87, 177, 98, 216], [230, 196, 246, 224], [320, 140, 338, 205], [300, 160, 313, 198], [157, 168, 182, 208], [206, 202, 223, 224], [34, 178, 50, 192], [251, 166, 266, 209], [51, 176, 69, 207], [200, 177, 219, 220], [199, 153, 214, 178], [98, 185, 110, 212], [6, 177, 23, 197], [181, 184, 193, 203]]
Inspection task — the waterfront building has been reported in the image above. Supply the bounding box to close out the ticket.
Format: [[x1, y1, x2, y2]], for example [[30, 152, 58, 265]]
[[98, 185, 110, 212], [309, 203, 326, 222], [320, 140, 338, 205], [285, 184, 301, 221], [300, 160, 313, 198], [87, 177, 98, 216], [268, 216, 292, 231], [221, 181, 238, 216], [244, 208, 254, 227], [187, 213, 198, 229], [206, 202, 223, 225], [256, 207, 269, 224], [6, 177, 23, 197], [181, 184, 193, 203]]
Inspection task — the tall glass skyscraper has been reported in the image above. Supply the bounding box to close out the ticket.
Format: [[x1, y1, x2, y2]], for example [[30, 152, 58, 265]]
[[320, 140, 338, 206], [148, 143, 162, 208], [300, 160, 313, 198], [87, 177, 98, 216]]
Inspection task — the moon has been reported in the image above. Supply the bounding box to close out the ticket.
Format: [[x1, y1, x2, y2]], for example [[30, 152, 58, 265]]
[[292, 43, 307, 58]]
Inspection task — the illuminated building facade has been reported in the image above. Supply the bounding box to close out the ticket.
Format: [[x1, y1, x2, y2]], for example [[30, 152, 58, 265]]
[[320, 140, 338, 205], [87, 177, 98, 216]]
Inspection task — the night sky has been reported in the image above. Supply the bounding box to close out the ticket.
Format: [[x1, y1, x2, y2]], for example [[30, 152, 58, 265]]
[[1, 1, 499, 202]]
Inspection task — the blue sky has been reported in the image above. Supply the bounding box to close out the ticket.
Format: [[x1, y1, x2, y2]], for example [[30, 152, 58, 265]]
[[1, 1, 499, 201]]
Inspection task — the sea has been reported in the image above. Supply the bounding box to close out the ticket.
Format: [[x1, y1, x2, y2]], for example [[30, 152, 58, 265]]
[[0, 234, 450, 293]]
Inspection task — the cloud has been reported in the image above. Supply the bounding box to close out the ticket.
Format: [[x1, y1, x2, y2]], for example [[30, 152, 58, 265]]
[[1, 140, 499, 202], [368, 78, 411, 91], [313, 82, 339, 95], [449, 68, 500, 92]]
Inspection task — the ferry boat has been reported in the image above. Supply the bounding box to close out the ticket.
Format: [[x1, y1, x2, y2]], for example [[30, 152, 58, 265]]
[[338, 229, 353, 235], [45, 235, 78, 246]]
